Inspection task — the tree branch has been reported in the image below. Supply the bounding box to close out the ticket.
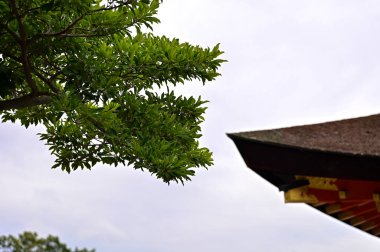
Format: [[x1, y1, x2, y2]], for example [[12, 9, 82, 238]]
[[0, 93, 53, 110], [38, 14, 86, 37], [9, 0, 38, 94], [32, 69, 61, 94]]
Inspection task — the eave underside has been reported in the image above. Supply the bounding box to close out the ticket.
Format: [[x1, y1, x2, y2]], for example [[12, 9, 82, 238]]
[[229, 134, 380, 239]]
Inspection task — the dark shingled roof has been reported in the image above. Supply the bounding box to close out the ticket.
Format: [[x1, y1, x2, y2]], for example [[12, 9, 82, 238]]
[[228, 114, 380, 239], [234, 114, 380, 157]]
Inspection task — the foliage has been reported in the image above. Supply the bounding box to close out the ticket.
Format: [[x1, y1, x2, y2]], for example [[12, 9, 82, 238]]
[[0, 231, 94, 252], [0, 0, 225, 183]]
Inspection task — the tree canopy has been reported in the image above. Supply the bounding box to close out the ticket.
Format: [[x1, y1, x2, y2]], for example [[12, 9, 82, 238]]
[[0, 0, 225, 183], [0, 231, 94, 252]]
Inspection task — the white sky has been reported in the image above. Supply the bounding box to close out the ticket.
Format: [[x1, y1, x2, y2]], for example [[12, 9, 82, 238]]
[[2, 0, 380, 251]]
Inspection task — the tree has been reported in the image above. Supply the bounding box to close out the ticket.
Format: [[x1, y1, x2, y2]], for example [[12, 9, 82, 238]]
[[0, 0, 225, 183], [0, 231, 94, 252]]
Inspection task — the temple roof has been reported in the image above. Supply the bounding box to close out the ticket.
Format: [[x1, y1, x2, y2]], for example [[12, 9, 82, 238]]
[[234, 114, 380, 157], [228, 114, 380, 239]]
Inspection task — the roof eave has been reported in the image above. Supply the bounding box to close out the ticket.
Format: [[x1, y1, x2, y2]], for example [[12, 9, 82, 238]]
[[228, 133, 380, 182]]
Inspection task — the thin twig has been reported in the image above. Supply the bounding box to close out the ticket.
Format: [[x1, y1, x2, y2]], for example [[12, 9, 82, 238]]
[[32, 69, 61, 94], [39, 14, 85, 37]]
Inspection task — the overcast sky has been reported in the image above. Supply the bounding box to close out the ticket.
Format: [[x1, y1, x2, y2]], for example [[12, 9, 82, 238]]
[[2, 0, 380, 251]]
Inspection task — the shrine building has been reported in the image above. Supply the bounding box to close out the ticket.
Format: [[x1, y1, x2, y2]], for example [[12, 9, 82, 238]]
[[228, 114, 380, 238]]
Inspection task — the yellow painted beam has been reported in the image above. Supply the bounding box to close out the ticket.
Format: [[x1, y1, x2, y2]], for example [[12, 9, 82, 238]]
[[373, 193, 380, 212], [339, 191, 347, 200], [285, 187, 318, 204], [296, 176, 338, 191]]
